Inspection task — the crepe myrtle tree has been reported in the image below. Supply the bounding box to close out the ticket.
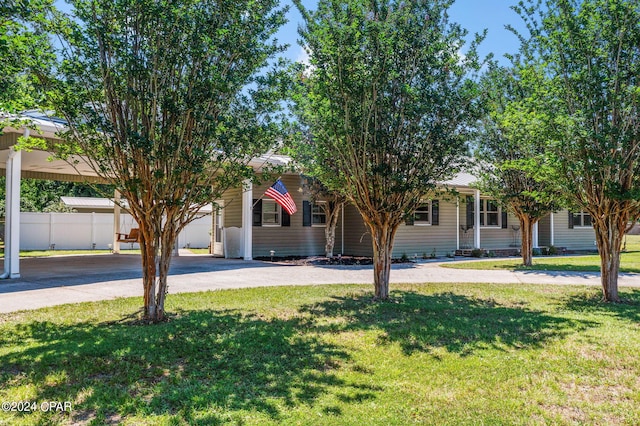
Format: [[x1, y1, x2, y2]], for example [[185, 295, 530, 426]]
[[302, 176, 346, 258], [475, 62, 564, 266], [517, 0, 640, 301], [294, 0, 484, 299], [32, 0, 289, 322]]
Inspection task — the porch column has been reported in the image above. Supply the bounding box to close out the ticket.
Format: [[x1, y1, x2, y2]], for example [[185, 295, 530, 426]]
[[474, 190, 481, 249], [533, 221, 539, 248], [550, 213, 555, 246], [241, 179, 253, 260], [113, 189, 121, 254], [2, 143, 22, 279], [456, 196, 460, 250]]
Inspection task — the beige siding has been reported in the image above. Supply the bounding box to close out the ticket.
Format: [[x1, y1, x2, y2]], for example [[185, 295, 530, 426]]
[[342, 204, 373, 256], [251, 174, 331, 257], [221, 187, 243, 228], [393, 200, 459, 257], [552, 210, 596, 250]]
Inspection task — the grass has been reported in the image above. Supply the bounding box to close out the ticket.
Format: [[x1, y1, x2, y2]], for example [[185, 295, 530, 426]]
[[1, 283, 640, 425], [444, 234, 640, 273], [16, 249, 141, 258]]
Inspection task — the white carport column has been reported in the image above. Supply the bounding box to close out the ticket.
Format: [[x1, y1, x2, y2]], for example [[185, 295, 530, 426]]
[[474, 189, 481, 249], [113, 189, 121, 254], [2, 144, 22, 279], [550, 213, 555, 246], [456, 196, 460, 250], [533, 221, 539, 249], [241, 179, 253, 260]]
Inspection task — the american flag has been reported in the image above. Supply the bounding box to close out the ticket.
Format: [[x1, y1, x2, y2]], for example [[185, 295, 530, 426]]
[[264, 179, 297, 215]]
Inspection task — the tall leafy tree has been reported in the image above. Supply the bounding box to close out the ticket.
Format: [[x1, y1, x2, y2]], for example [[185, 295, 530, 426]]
[[0, 0, 52, 118], [518, 0, 640, 301], [34, 0, 288, 322], [475, 62, 563, 266], [294, 0, 483, 298], [302, 176, 346, 258]]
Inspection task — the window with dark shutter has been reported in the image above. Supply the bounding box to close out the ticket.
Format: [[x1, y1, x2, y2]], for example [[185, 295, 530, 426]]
[[501, 211, 508, 228], [282, 209, 290, 227], [431, 200, 439, 225]]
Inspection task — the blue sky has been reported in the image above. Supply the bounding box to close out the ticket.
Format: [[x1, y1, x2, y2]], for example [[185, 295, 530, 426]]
[[279, 0, 525, 65], [55, 0, 525, 64]]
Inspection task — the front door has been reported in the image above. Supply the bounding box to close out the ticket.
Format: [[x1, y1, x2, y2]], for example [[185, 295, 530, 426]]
[[213, 201, 224, 256]]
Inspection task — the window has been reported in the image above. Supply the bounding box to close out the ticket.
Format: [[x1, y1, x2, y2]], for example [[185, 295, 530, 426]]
[[572, 211, 592, 227], [413, 202, 431, 225], [312, 202, 327, 226], [480, 199, 501, 227], [262, 200, 281, 226]]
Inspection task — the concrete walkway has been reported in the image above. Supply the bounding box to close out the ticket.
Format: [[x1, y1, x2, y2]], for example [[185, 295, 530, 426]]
[[1, 253, 639, 313]]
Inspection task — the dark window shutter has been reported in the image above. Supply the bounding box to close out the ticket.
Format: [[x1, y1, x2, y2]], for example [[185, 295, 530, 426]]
[[303, 201, 311, 227], [466, 196, 474, 228], [253, 199, 262, 227], [431, 200, 439, 225], [568, 211, 574, 229], [282, 209, 290, 227], [501, 211, 508, 228]]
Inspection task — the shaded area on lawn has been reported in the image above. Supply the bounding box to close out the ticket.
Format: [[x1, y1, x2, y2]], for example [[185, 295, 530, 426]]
[[559, 288, 640, 323], [0, 288, 601, 424], [0, 309, 355, 424], [301, 291, 594, 357]]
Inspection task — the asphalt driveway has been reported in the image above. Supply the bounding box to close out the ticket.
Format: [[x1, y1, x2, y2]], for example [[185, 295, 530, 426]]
[[1, 253, 639, 313]]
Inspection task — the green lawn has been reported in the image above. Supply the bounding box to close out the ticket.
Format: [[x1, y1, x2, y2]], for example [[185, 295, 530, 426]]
[[1, 284, 639, 425], [16, 249, 141, 258], [444, 234, 640, 273]]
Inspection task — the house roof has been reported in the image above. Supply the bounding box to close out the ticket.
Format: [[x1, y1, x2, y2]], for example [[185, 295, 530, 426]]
[[441, 172, 477, 188], [60, 196, 213, 213], [60, 196, 127, 209]]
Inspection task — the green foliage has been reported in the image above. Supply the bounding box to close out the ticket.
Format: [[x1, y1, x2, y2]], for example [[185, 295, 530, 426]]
[[515, 0, 640, 300], [0, 0, 54, 128], [31, 0, 289, 321], [293, 0, 485, 295], [475, 62, 565, 218], [295, 0, 484, 216], [0, 177, 112, 215]]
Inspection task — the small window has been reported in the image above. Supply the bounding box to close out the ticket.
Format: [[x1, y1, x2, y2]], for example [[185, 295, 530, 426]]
[[573, 211, 592, 227], [414, 202, 431, 225], [312, 202, 327, 226], [480, 199, 501, 228], [262, 200, 281, 226]]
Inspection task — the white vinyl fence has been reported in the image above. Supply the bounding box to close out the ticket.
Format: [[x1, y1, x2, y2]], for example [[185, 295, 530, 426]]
[[20, 212, 212, 250]]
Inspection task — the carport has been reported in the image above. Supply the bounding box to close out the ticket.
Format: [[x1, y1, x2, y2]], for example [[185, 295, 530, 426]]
[[0, 111, 257, 278]]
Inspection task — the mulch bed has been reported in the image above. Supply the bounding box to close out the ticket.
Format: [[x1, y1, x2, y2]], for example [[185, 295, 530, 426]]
[[253, 255, 414, 266]]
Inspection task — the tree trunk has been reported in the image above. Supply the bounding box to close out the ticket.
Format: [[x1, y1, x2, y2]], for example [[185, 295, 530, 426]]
[[518, 214, 535, 267], [139, 225, 160, 322], [368, 221, 397, 300], [324, 202, 344, 258], [593, 214, 625, 302]]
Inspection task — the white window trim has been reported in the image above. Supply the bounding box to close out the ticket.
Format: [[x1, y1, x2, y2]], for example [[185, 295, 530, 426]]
[[413, 201, 432, 226], [261, 199, 281, 227], [480, 198, 502, 229], [573, 211, 592, 228], [312, 201, 327, 227]]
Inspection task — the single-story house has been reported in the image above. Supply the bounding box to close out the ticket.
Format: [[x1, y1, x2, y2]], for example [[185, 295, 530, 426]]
[[1, 111, 596, 279], [215, 170, 597, 260]]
